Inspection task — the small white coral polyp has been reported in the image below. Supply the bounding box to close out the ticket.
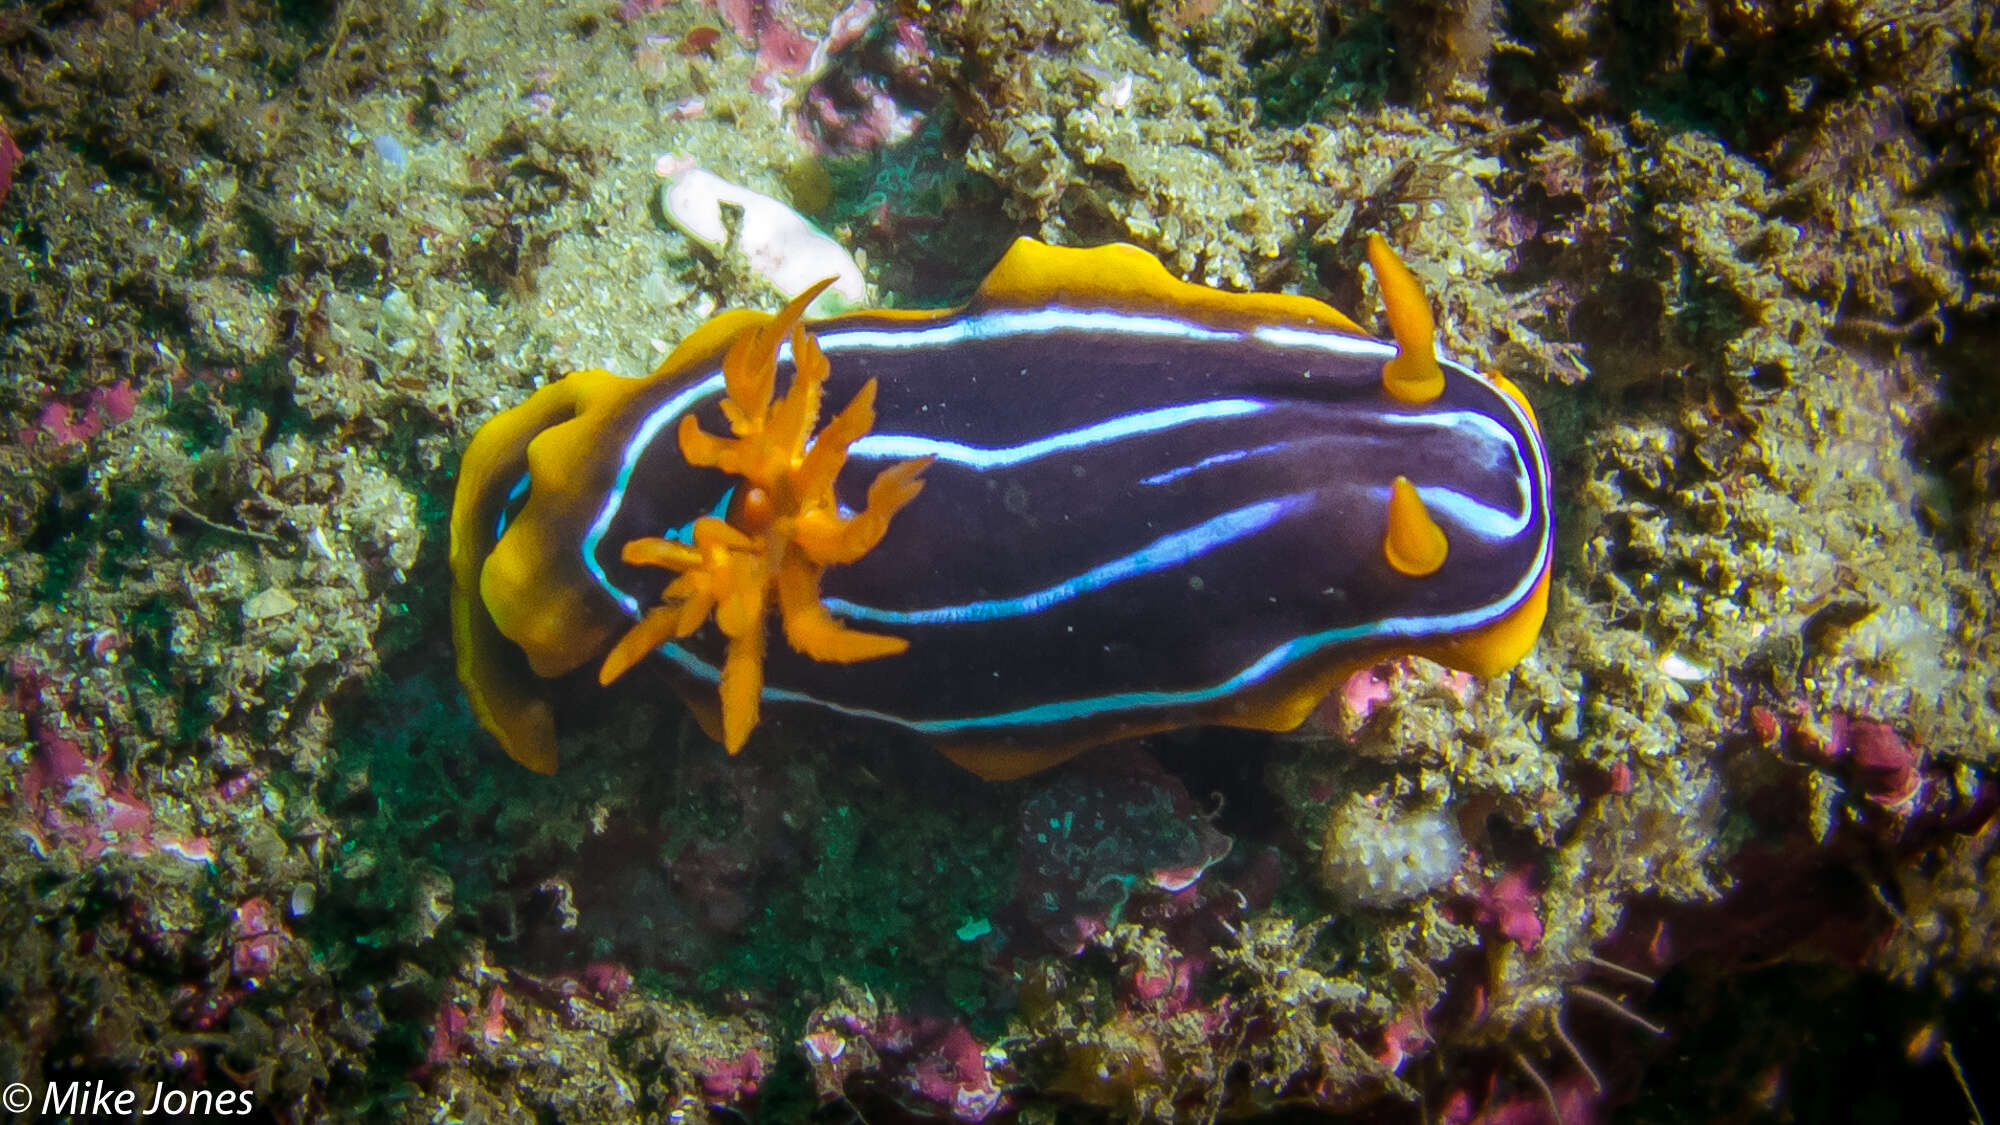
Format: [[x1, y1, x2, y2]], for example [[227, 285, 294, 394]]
[[1320, 797, 1464, 908]]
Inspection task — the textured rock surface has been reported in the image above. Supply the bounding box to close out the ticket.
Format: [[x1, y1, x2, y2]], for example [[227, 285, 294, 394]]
[[1, 0, 1995, 1119]]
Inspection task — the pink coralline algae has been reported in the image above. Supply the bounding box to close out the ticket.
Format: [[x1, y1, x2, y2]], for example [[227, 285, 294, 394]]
[[578, 960, 633, 1003], [1748, 701, 1993, 856], [1319, 657, 1478, 734], [0, 118, 19, 206], [229, 897, 291, 986], [698, 1049, 764, 1102], [1413, 699, 1996, 1125], [1842, 720, 1924, 812], [1598, 701, 1996, 978], [420, 986, 512, 1074], [742, 0, 818, 90], [1372, 1008, 1432, 1074], [422, 999, 472, 1075], [623, 0, 838, 101], [1765, 706, 1926, 813], [802, 71, 922, 154], [503, 960, 640, 1016], [1120, 944, 1200, 1011], [623, 0, 926, 154], [175, 982, 251, 1033], [1460, 866, 1545, 952], [9, 659, 214, 866], [1011, 748, 1233, 954], [17, 381, 137, 447], [479, 987, 511, 1044], [801, 991, 1010, 1123]]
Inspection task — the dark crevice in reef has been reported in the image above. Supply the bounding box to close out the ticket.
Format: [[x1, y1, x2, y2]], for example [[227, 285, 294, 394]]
[[1907, 304, 2000, 555]]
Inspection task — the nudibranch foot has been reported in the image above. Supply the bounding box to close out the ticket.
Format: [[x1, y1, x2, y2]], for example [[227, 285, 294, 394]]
[[450, 234, 1552, 778], [598, 278, 931, 754]]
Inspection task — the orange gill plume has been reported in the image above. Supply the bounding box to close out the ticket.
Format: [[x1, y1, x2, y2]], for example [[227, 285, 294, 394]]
[[598, 278, 934, 753]]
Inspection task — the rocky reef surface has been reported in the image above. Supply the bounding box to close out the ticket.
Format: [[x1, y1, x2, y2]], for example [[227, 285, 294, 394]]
[[1, 0, 1997, 1120]]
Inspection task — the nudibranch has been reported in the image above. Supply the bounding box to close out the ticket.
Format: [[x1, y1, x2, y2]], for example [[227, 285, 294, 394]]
[[450, 236, 1553, 780]]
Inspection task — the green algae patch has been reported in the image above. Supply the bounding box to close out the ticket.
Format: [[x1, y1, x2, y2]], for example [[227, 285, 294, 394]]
[[818, 115, 1022, 304], [700, 787, 1011, 1022], [1246, 3, 1397, 122]]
